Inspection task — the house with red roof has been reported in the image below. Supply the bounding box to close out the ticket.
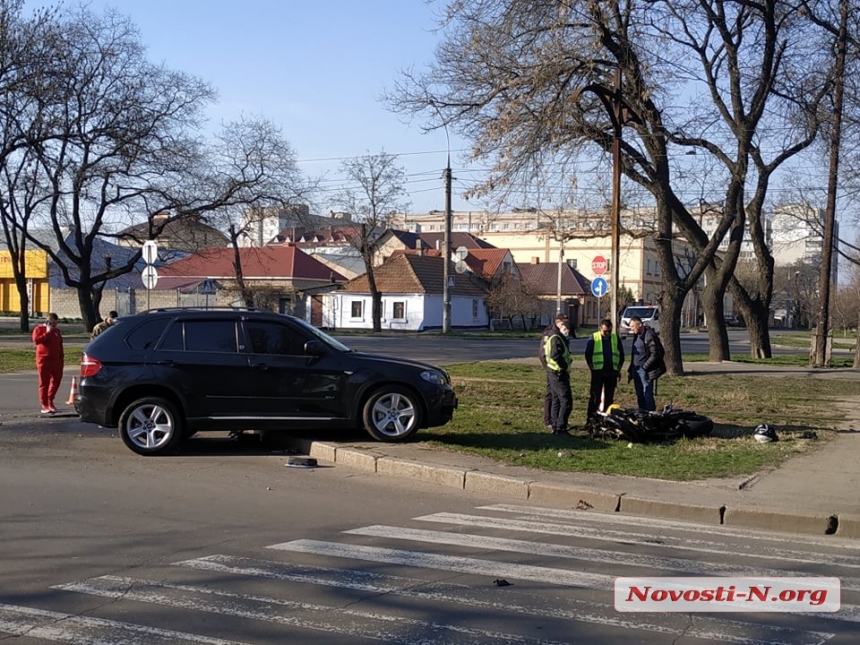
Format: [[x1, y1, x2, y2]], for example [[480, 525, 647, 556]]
[[517, 257, 595, 330], [157, 246, 345, 317], [321, 253, 489, 331]]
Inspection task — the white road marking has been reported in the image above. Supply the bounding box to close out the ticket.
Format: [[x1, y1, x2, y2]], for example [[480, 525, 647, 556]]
[[268, 538, 610, 588], [345, 524, 860, 591], [481, 504, 860, 552], [0, 602, 247, 645], [416, 512, 860, 569], [55, 575, 570, 645], [176, 554, 835, 645], [267, 539, 860, 625]]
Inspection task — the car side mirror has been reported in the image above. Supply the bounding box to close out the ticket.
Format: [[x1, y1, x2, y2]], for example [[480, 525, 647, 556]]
[[304, 339, 327, 356]]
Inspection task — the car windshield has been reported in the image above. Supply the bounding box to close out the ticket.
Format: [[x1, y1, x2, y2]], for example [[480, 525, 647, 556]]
[[290, 317, 352, 352], [623, 306, 657, 319]]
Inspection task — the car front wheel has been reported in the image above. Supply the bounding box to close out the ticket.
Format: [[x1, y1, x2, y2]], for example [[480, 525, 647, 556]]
[[362, 386, 422, 442], [118, 397, 184, 456]]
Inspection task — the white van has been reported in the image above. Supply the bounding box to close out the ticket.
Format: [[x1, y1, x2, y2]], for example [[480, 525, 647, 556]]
[[620, 305, 660, 337]]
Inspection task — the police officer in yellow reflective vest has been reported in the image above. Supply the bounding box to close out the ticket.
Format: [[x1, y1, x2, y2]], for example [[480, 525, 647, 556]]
[[584, 318, 625, 421], [544, 317, 573, 435]]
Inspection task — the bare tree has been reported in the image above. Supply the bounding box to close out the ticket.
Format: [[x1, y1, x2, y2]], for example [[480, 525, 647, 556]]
[[486, 272, 542, 330], [200, 117, 311, 308], [0, 6, 310, 330], [389, 0, 837, 370], [330, 151, 409, 331], [0, 1, 61, 331]]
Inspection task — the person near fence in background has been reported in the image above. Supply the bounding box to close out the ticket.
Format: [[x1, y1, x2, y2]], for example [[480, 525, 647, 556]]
[[584, 318, 624, 421], [543, 316, 573, 435], [627, 315, 666, 411], [32, 313, 64, 414], [91, 310, 118, 339]]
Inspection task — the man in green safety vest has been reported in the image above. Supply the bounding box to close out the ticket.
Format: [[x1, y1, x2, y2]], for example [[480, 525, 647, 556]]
[[543, 317, 573, 435], [584, 318, 625, 421]]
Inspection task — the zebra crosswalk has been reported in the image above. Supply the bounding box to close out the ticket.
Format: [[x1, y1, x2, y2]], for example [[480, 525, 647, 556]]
[[2, 504, 857, 644]]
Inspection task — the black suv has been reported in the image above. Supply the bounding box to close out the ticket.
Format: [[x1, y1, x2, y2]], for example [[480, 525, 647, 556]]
[[75, 308, 457, 455]]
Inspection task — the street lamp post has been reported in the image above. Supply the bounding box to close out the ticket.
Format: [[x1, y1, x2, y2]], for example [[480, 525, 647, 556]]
[[430, 101, 453, 334]]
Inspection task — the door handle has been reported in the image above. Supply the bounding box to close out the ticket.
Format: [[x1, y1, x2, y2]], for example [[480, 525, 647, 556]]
[[156, 360, 174, 367]]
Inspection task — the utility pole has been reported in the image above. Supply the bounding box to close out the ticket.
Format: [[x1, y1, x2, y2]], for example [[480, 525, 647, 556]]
[[814, 0, 847, 367], [575, 69, 635, 328], [442, 159, 452, 333], [556, 233, 564, 315], [610, 67, 623, 328]]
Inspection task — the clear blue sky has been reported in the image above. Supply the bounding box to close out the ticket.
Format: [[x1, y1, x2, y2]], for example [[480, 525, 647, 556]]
[[39, 0, 485, 214]]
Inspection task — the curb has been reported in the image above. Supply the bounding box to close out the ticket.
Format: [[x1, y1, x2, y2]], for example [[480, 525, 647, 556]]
[[288, 438, 859, 540]]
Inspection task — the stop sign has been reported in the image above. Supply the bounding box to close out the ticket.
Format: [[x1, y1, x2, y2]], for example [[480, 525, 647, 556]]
[[592, 255, 607, 275]]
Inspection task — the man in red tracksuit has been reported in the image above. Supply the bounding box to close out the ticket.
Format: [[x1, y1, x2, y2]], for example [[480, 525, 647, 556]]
[[32, 313, 64, 414]]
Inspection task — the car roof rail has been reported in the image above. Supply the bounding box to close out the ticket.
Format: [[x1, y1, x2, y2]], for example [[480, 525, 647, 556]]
[[140, 306, 261, 314]]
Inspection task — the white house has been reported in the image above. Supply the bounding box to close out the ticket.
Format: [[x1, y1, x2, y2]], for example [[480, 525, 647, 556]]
[[318, 253, 489, 331]]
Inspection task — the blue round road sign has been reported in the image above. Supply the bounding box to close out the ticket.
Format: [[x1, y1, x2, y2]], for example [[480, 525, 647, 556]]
[[591, 277, 608, 298]]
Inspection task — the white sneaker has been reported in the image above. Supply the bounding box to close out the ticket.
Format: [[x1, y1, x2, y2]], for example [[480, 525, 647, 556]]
[[40, 408, 52, 414]]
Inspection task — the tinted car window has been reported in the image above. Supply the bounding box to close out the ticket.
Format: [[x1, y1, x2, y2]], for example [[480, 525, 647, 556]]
[[125, 318, 170, 350], [154, 319, 241, 352], [158, 321, 183, 351], [245, 321, 306, 355]]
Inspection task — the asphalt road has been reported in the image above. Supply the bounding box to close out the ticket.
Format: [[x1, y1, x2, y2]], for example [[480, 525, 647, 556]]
[[1, 421, 858, 644], [334, 329, 810, 364]]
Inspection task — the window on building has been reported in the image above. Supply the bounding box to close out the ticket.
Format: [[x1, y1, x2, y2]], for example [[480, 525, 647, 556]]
[[350, 300, 363, 319], [646, 259, 652, 275], [472, 299, 479, 318], [392, 301, 405, 320]]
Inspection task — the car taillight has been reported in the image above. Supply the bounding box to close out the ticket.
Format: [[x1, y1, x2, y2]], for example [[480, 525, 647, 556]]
[[81, 353, 102, 378]]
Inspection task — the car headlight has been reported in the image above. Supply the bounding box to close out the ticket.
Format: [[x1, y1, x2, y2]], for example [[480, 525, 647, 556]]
[[420, 370, 448, 386]]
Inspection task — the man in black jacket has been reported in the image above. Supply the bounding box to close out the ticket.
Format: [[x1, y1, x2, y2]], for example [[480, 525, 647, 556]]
[[627, 315, 666, 411], [538, 314, 567, 429], [543, 317, 573, 435]]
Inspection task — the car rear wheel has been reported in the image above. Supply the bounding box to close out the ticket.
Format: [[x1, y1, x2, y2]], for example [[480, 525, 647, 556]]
[[362, 386, 422, 442], [118, 396, 184, 456]]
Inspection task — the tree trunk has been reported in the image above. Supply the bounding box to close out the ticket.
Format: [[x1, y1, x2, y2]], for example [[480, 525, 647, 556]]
[[77, 287, 98, 331], [362, 254, 382, 333], [13, 272, 30, 332], [229, 225, 254, 308], [729, 277, 772, 358], [853, 312, 860, 368], [699, 278, 730, 361], [658, 290, 684, 376], [741, 300, 771, 358]]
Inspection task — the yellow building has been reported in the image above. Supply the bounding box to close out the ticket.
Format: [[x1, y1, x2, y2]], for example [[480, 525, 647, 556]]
[[0, 249, 50, 314]]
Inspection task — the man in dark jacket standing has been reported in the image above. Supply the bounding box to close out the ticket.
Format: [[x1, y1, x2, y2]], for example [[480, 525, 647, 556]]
[[539, 314, 567, 429], [627, 315, 666, 411], [543, 317, 573, 435], [584, 318, 624, 420]]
